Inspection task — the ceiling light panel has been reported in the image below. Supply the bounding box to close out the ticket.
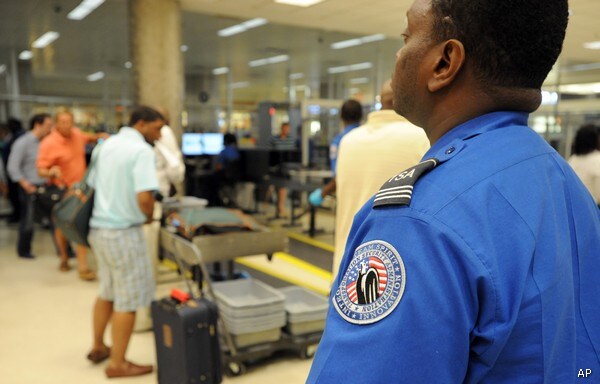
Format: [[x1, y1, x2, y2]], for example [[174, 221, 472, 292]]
[[559, 82, 600, 94], [275, 0, 325, 7], [249, 54, 289, 67], [328, 62, 373, 74], [212, 67, 230, 75], [32, 31, 60, 48], [218, 18, 267, 37], [331, 34, 385, 50], [19, 50, 33, 60], [68, 0, 106, 21], [87, 71, 105, 81], [230, 81, 250, 89], [350, 77, 369, 84], [583, 41, 600, 50]]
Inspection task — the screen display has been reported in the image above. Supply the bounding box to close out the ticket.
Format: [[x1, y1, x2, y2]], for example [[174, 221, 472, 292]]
[[181, 133, 224, 156]]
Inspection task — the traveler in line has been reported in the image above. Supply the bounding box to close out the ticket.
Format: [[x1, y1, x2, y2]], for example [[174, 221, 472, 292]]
[[7, 113, 53, 259]]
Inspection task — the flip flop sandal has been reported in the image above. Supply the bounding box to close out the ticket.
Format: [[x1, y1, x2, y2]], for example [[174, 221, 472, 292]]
[[87, 347, 111, 364]]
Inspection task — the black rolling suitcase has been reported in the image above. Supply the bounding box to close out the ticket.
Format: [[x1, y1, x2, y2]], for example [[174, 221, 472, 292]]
[[152, 292, 223, 384]]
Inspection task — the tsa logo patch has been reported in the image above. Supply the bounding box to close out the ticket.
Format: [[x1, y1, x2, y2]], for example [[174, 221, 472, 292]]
[[333, 240, 406, 325]]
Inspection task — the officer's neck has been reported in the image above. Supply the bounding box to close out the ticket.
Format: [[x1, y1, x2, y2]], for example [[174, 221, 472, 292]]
[[423, 85, 541, 145]]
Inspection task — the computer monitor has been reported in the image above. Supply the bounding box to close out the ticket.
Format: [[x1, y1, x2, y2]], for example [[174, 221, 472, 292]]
[[181, 133, 224, 156]]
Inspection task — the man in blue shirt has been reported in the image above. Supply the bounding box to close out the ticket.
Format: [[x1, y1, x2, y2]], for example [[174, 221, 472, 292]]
[[7, 113, 53, 258], [307, 0, 600, 383], [86, 106, 163, 379], [309, 99, 362, 205]]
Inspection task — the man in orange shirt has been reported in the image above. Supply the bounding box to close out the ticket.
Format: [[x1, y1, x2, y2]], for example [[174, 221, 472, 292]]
[[37, 110, 108, 280]]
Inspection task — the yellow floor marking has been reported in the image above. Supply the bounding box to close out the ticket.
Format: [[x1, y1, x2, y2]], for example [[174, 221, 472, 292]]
[[286, 231, 335, 253]]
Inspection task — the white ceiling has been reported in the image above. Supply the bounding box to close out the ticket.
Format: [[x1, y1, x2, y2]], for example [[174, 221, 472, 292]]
[[0, 0, 599, 105]]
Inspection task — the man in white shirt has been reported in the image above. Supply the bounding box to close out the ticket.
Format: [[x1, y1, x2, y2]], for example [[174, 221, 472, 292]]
[[332, 81, 430, 278]]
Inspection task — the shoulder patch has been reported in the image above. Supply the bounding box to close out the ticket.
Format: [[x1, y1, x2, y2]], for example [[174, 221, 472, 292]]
[[333, 240, 406, 325], [373, 158, 439, 208]]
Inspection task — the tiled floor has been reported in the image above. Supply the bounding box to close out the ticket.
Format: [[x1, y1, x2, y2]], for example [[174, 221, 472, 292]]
[[0, 201, 334, 384]]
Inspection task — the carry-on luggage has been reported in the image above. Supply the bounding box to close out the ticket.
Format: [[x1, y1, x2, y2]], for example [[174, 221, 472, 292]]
[[152, 293, 222, 384]]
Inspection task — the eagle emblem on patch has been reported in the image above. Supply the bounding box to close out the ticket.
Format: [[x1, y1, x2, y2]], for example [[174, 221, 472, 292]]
[[333, 240, 406, 325]]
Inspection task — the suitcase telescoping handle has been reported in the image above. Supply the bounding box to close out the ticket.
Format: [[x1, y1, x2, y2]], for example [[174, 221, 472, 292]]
[[165, 230, 239, 356], [166, 233, 197, 302]]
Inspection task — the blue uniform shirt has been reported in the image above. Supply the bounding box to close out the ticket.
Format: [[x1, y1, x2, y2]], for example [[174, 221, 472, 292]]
[[329, 123, 359, 175], [216, 145, 240, 167], [307, 112, 600, 383]]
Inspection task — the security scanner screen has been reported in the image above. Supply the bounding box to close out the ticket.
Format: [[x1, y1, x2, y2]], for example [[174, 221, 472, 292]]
[[182, 133, 224, 156]]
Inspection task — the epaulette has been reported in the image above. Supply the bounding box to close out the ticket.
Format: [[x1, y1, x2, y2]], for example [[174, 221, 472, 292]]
[[373, 158, 439, 208]]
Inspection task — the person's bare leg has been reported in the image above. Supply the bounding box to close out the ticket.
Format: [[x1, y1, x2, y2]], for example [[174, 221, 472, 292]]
[[92, 298, 113, 351], [76, 244, 89, 272], [108, 311, 136, 368], [278, 187, 288, 217], [104, 311, 152, 377], [55, 228, 69, 268]]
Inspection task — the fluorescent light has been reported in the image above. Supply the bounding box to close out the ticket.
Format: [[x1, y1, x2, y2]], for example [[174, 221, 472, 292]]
[[180, 45, 189, 52], [561, 62, 600, 72], [275, 0, 325, 7], [331, 34, 386, 50], [218, 25, 246, 37], [124, 61, 132, 69], [541, 91, 558, 106], [32, 31, 60, 48], [328, 62, 373, 74], [212, 67, 229, 75], [0, 65, 6, 75], [558, 82, 600, 95], [243, 18, 268, 29], [218, 18, 267, 37], [289, 73, 304, 80], [19, 50, 33, 60], [331, 38, 361, 50], [230, 81, 250, 89], [87, 71, 105, 81], [350, 77, 369, 84], [67, 0, 106, 20], [249, 54, 289, 67], [583, 41, 600, 50]]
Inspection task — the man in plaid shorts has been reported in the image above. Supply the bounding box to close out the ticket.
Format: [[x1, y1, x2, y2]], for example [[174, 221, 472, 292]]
[[86, 106, 164, 379]]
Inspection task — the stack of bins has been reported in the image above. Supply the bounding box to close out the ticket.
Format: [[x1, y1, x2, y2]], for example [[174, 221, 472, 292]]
[[212, 279, 286, 348], [279, 286, 329, 335]]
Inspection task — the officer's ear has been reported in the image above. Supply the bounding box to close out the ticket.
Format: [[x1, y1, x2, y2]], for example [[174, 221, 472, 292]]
[[427, 39, 465, 93]]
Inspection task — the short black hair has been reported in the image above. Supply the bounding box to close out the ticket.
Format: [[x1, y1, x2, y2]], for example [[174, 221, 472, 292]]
[[430, 0, 568, 89], [7, 117, 23, 134], [29, 113, 51, 130], [129, 106, 164, 126], [341, 99, 363, 124], [572, 125, 599, 156], [223, 133, 237, 146]]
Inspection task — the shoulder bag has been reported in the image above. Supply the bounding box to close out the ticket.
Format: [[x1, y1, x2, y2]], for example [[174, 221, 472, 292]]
[[52, 144, 102, 247]]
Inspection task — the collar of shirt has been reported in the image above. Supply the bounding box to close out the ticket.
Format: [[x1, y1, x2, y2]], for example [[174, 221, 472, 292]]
[[118, 126, 147, 143], [342, 123, 360, 135], [423, 111, 529, 162], [366, 110, 409, 124]]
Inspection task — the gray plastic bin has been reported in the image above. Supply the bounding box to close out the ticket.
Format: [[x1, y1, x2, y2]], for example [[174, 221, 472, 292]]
[[279, 286, 329, 335], [279, 286, 328, 322], [213, 279, 285, 315]]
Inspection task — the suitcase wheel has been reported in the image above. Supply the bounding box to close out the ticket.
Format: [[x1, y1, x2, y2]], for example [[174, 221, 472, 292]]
[[300, 344, 317, 360], [225, 361, 246, 377]]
